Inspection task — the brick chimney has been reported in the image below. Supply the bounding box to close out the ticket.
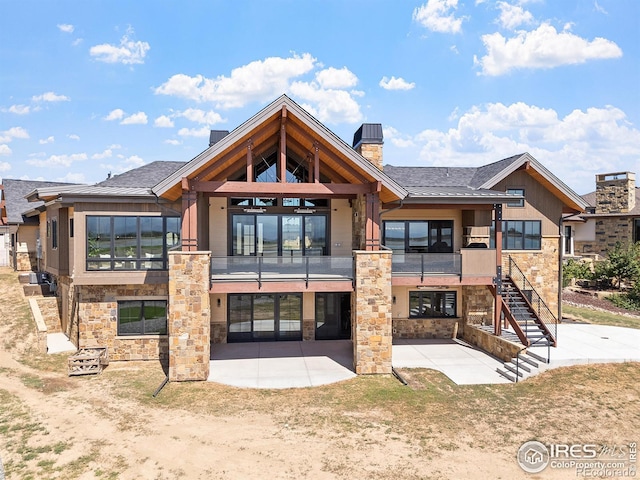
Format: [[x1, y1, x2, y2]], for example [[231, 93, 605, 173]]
[[353, 123, 383, 169], [595, 172, 636, 214]]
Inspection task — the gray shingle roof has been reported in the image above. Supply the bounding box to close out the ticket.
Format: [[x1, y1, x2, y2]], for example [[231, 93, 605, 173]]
[[97, 161, 185, 188], [2, 179, 78, 224]]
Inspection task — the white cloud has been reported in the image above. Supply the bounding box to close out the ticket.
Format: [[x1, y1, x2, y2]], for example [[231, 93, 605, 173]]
[[92, 148, 113, 160], [124, 155, 145, 167], [315, 67, 358, 89], [177, 126, 211, 138], [26, 152, 87, 168], [154, 115, 174, 128], [384, 126, 416, 148], [57, 24, 74, 33], [475, 23, 623, 76], [164, 139, 182, 146], [379, 76, 416, 91], [58, 172, 86, 183], [89, 27, 150, 65], [104, 109, 125, 121], [68, 134, 80, 141], [594, 0, 608, 15], [403, 102, 640, 194], [6, 104, 30, 115], [0, 127, 29, 143], [0, 145, 12, 156], [39, 136, 55, 144], [0, 159, 11, 170], [178, 108, 224, 125], [32, 92, 70, 102], [289, 82, 363, 124], [120, 112, 148, 125], [72, 38, 83, 47], [155, 53, 317, 108], [496, 1, 534, 30], [413, 0, 466, 34]]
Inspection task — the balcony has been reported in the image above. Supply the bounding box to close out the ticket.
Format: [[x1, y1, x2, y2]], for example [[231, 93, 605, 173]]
[[210, 255, 354, 291], [391, 248, 497, 286]]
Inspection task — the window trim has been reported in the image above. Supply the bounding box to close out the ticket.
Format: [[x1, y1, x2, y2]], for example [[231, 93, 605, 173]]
[[117, 299, 168, 336]]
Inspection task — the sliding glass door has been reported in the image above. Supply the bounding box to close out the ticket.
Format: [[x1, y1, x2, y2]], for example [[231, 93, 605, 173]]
[[228, 293, 302, 342]]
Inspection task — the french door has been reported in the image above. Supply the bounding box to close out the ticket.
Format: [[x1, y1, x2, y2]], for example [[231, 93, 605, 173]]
[[232, 214, 327, 256], [227, 293, 302, 342]]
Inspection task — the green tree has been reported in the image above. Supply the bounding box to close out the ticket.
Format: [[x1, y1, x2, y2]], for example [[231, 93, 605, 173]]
[[597, 242, 640, 290]]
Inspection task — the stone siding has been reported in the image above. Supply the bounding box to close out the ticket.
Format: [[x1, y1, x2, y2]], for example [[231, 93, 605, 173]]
[[352, 250, 392, 374], [78, 284, 169, 361], [356, 143, 383, 170], [34, 297, 62, 333], [15, 251, 36, 271], [593, 216, 633, 256], [392, 317, 459, 339], [58, 275, 79, 347], [461, 285, 494, 330], [595, 173, 635, 214], [168, 251, 211, 382]]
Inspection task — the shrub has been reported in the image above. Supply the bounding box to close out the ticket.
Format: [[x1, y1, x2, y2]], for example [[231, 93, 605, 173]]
[[562, 258, 593, 287]]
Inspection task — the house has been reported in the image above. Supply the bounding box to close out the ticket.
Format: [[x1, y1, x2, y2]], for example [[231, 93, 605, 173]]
[[19, 95, 588, 381], [0, 179, 79, 271], [563, 172, 639, 258]]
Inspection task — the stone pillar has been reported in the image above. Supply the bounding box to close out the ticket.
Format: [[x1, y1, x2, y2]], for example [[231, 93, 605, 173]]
[[352, 250, 392, 374], [168, 251, 211, 382]]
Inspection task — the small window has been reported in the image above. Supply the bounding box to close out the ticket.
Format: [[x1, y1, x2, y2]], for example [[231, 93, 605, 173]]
[[117, 300, 167, 336], [409, 291, 457, 318], [69, 218, 74, 238], [51, 219, 58, 249], [506, 188, 524, 207]]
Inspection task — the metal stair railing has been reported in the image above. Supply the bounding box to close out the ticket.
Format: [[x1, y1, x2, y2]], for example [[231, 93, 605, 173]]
[[507, 256, 558, 346]]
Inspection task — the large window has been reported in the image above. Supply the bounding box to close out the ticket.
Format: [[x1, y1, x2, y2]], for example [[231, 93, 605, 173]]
[[409, 291, 457, 318], [87, 216, 181, 270], [231, 214, 327, 256], [635, 219, 640, 243], [117, 300, 167, 336], [383, 220, 453, 253], [490, 220, 541, 250]]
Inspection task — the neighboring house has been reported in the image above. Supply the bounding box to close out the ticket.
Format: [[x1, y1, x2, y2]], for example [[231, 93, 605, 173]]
[[564, 172, 639, 259], [20, 95, 587, 381], [0, 179, 79, 271]]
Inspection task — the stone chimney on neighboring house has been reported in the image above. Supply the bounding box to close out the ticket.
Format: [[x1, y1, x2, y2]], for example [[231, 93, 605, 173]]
[[209, 130, 230, 147], [595, 172, 636, 214], [353, 123, 383, 169]]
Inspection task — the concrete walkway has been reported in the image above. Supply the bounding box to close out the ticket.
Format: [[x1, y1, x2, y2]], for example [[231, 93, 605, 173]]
[[47, 332, 77, 354]]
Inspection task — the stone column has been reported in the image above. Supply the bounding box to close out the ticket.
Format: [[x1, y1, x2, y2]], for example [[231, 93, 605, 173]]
[[168, 251, 211, 381], [352, 250, 392, 374]]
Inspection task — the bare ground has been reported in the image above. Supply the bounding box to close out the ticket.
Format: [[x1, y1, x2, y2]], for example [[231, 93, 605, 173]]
[[0, 267, 638, 480]]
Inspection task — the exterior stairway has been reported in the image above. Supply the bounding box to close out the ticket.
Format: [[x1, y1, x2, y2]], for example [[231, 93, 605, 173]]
[[495, 257, 558, 382]]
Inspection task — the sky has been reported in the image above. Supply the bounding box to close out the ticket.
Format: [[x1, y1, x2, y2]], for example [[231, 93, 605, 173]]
[[1, 0, 639, 195]]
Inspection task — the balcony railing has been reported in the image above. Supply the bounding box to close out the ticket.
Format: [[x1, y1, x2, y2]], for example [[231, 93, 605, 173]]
[[210, 255, 354, 287], [391, 253, 461, 281]]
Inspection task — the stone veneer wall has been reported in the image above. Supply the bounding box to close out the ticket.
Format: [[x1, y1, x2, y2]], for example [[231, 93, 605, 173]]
[[168, 251, 211, 382], [15, 251, 36, 271], [352, 250, 392, 374], [503, 236, 561, 318], [393, 318, 459, 339], [58, 275, 79, 347], [34, 297, 62, 333], [595, 173, 635, 214], [461, 285, 494, 332], [78, 283, 169, 361], [356, 143, 383, 170], [462, 325, 521, 362]]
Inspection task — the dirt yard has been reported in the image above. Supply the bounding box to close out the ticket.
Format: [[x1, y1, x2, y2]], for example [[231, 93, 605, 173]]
[[0, 267, 638, 479]]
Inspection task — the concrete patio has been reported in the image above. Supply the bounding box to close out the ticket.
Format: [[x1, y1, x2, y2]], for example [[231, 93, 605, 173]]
[[206, 323, 640, 389]]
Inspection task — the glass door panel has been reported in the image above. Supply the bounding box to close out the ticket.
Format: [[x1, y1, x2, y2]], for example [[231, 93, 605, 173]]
[[315, 293, 350, 340], [281, 216, 302, 257], [305, 216, 326, 255], [252, 294, 275, 340], [383, 222, 406, 251], [233, 215, 255, 256], [429, 221, 453, 252], [278, 294, 302, 340], [409, 222, 429, 252], [257, 216, 278, 256], [228, 294, 252, 342]]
